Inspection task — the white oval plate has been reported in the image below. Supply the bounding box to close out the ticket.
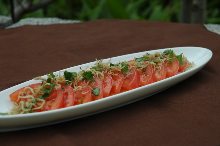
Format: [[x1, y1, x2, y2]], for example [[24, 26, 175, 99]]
[[0, 47, 212, 132]]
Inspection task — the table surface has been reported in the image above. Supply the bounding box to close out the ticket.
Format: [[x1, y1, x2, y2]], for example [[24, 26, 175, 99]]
[[0, 20, 220, 146]]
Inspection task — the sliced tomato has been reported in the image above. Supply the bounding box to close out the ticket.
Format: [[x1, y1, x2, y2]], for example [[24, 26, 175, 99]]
[[45, 90, 57, 101], [43, 100, 53, 111], [122, 69, 140, 91], [110, 73, 124, 95], [139, 64, 154, 86], [50, 89, 64, 110], [103, 74, 113, 97], [152, 63, 167, 82], [166, 59, 179, 77], [81, 86, 92, 103], [43, 89, 64, 111], [10, 83, 41, 103], [179, 58, 190, 72], [91, 77, 104, 100], [63, 85, 74, 107], [74, 81, 92, 104], [74, 87, 92, 104]]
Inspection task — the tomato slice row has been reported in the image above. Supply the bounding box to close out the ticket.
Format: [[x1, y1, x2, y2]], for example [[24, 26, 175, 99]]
[[10, 58, 189, 112]]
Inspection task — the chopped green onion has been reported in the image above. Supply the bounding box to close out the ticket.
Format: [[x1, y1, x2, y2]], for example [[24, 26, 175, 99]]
[[135, 57, 143, 62], [82, 71, 94, 81], [64, 71, 77, 84], [40, 83, 55, 99], [163, 49, 176, 63], [92, 88, 100, 96], [121, 62, 129, 74], [46, 72, 55, 83], [46, 78, 52, 83], [176, 53, 183, 65], [48, 72, 55, 78], [163, 49, 174, 56]]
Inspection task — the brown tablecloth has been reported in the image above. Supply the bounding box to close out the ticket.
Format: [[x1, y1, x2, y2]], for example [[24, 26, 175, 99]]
[[0, 20, 220, 146]]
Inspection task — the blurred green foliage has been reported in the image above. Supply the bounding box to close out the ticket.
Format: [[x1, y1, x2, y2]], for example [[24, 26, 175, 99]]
[[45, 0, 181, 22], [207, 0, 220, 23], [0, 0, 219, 24], [0, 0, 10, 15]]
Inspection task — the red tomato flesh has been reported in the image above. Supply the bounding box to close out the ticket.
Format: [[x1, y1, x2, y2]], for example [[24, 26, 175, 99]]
[[91, 77, 104, 100], [10, 83, 41, 103], [110, 73, 124, 95], [74, 86, 92, 104], [45, 90, 57, 101], [122, 69, 140, 91], [139, 64, 154, 86], [44, 89, 64, 111], [179, 59, 190, 72], [63, 85, 75, 107], [166, 59, 179, 77], [50, 89, 64, 110], [43, 100, 53, 111], [103, 74, 113, 97], [152, 63, 167, 81]]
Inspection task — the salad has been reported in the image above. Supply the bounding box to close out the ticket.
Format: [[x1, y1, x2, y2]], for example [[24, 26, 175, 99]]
[[9, 49, 190, 114]]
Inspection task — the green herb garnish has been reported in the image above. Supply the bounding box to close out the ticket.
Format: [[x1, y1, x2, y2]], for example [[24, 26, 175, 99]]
[[46, 77, 52, 83], [135, 57, 144, 62], [39, 72, 57, 99], [176, 53, 183, 65], [92, 88, 100, 96], [82, 71, 94, 81], [120, 62, 129, 74], [48, 72, 55, 79], [135, 55, 149, 62], [46, 72, 55, 83], [40, 83, 55, 99], [64, 71, 77, 84], [163, 49, 176, 62], [163, 49, 174, 56]]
